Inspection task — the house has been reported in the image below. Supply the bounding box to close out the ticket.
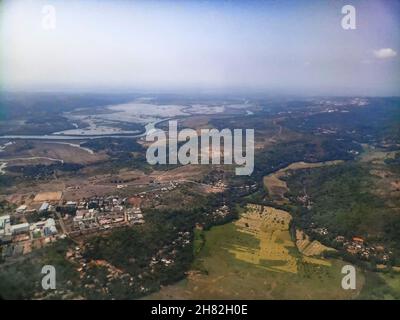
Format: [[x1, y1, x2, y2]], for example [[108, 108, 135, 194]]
[[133, 213, 143, 219], [352, 237, 364, 245], [335, 236, 345, 242], [346, 246, 358, 255]]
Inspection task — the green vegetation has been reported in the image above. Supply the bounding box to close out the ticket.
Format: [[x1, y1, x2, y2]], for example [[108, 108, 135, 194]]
[[0, 200, 15, 215], [80, 137, 144, 154], [287, 163, 380, 234], [252, 139, 359, 182], [385, 151, 400, 168], [81, 138, 149, 171], [7, 163, 83, 179], [193, 228, 205, 257], [358, 271, 400, 300], [83, 211, 195, 298], [0, 240, 79, 299], [285, 162, 400, 261], [283, 98, 400, 145]]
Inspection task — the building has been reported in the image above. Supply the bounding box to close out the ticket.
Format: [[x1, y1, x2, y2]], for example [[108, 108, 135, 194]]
[[43, 218, 57, 236], [73, 209, 97, 228], [10, 223, 30, 235], [0, 215, 12, 242], [30, 218, 58, 238], [16, 205, 27, 213], [0, 215, 11, 230], [66, 201, 77, 207], [39, 202, 50, 213], [352, 237, 364, 245]]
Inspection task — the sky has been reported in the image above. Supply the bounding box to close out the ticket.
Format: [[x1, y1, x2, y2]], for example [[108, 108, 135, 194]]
[[1, 0, 399, 96]]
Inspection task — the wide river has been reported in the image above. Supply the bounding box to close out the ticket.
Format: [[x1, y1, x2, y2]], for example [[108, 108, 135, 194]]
[[0, 119, 168, 141]]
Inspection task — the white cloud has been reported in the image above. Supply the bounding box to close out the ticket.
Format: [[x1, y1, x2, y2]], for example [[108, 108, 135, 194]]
[[373, 48, 397, 59]]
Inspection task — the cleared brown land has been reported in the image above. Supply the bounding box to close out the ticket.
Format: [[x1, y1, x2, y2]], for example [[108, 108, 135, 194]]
[[0, 141, 108, 165], [180, 115, 214, 131], [39, 142, 108, 164], [150, 165, 210, 183], [33, 191, 63, 202]]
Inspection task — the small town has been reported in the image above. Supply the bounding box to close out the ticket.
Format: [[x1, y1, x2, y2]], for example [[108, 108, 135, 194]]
[[0, 191, 145, 261]]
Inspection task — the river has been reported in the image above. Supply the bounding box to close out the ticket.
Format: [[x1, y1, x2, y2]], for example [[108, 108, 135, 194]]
[[0, 118, 168, 141]]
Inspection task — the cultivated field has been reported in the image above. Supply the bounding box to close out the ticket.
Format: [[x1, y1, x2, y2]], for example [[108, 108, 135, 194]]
[[230, 204, 298, 273], [295, 229, 335, 259]]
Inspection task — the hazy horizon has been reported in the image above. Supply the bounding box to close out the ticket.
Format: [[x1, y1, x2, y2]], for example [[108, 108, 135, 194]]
[[1, 0, 400, 96]]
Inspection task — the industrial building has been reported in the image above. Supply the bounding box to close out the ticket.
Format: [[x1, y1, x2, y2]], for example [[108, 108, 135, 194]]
[[10, 223, 30, 235]]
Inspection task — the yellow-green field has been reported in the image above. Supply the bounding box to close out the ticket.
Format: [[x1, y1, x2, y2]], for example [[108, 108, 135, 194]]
[[229, 204, 297, 273], [296, 229, 336, 258], [146, 204, 364, 299]]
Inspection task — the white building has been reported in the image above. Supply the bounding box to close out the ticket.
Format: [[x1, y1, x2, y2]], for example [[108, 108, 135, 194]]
[[44, 218, 57, 236], [0, 215, 10, 229], [10, 223, 30, 235], [16, 205, 27, 213], [39, 202, 50, 213], [0, 215, 11, 237], [66, 201, 77, 207]]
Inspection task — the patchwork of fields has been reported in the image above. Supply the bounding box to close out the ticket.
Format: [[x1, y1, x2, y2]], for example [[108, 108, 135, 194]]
[[230, 205, 297, 273], [146, 204, 363, 299]]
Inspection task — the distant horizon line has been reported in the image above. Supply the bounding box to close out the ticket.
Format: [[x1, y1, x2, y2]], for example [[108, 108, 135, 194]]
[[1, 89, 399, 99]]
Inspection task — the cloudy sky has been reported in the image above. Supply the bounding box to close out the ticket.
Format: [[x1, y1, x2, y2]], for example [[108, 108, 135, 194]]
[[1, 0, 399, 95]]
